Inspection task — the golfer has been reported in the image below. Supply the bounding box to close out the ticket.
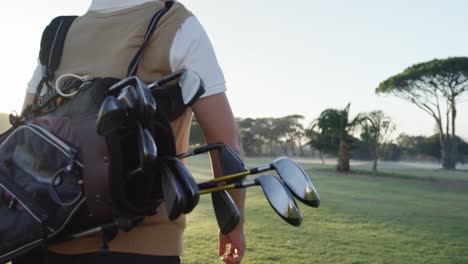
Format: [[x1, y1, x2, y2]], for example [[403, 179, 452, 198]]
[[18, 0, 246, 263]]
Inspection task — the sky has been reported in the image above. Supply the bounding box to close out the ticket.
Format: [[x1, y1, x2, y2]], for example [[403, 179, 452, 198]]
[[1, 0, 467, 139]]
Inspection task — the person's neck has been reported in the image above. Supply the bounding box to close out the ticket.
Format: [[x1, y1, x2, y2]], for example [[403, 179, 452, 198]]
[[89, 0, 157, 12]]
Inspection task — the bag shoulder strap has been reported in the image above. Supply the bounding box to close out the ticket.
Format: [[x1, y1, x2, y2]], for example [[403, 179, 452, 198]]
[[30, 16, 78, 113], [39, 15, 78, 82], [127, 1, 175, 77]]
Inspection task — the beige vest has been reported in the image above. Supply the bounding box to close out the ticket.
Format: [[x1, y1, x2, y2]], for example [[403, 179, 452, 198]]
[[48, 2, 193, 256]]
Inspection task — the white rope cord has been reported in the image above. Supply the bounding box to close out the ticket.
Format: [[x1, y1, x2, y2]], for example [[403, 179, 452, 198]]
[[55, 73, 92, 97]]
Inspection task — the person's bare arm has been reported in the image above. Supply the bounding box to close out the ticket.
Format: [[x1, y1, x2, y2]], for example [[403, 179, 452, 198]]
[[22, 93, 35, 112], [192, 92, 246, 264]]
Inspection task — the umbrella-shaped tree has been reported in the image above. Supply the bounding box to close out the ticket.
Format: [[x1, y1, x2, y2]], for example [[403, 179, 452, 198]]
[[376, 57, 468, 169]]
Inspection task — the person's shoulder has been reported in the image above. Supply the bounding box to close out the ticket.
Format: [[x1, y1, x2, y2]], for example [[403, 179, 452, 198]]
[[169, 1, 195, 20], [172, 1, 191, 12]]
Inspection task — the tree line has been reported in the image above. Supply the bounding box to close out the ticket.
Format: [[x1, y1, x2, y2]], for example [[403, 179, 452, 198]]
[[195, 56, 468, 172], [190, 115, 306, 157], [190, 57, 468, 172], [189, 113, 468, 169]]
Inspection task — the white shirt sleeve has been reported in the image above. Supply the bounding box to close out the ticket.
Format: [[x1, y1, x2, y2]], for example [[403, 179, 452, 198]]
[[26, 59, 43, 95], [170, 16, 227, 98]]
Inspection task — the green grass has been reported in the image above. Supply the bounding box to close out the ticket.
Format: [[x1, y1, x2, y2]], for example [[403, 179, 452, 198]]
[[349, 161, 468, 182], [181, 155, 468, 264]]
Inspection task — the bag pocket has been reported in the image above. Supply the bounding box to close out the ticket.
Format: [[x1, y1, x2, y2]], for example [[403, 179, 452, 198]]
[[0, 180, 49, 261], [0, 124, 84, 262]]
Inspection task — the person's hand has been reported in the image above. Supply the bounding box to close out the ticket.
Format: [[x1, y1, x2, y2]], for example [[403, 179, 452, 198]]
[[218, 224, 246, 264]]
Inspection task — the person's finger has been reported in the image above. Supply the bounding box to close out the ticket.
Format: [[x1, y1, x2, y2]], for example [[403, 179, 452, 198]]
[[218, 235, 228, 256], [229, 242, 245, 259], [228, 245, 236, 256], [221, 250, 242, 264], [234, 247, 244, 262], [221, 246, 235, 264]]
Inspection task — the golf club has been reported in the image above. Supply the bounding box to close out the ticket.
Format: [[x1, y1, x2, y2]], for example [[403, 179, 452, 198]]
[[147, 70, 184, 90], [117, 85, 138, 111], [96, 96, 127, 136], [160, 160, 187, 221], [212, 191, 240, 235], [162, 157, 199, 214], [107, 76, 157, 125], [179, 144, 320, 208], [199, 175, 303, 227], [127, 123, 158, 177], [108, 69, 204, 108], [177, 143, 243, 234], [210, 144, 246, 234], [133, 78, 157, 126], [138, 123, 158, 167], [148, 70, 205, 107], [199, 158, 320, 208], [176, 70, 205, 106]]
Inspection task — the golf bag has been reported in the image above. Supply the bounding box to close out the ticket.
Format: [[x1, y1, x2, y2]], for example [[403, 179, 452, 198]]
[[0, 1, 203, 262]]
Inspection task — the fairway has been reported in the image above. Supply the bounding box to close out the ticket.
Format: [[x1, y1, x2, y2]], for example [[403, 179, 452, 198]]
[[181, 155, 468, 264]]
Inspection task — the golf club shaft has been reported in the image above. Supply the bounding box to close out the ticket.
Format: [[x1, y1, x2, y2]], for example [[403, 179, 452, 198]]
[[176, 143, 224, 159], [199, 179, 257, 195], [197, 163, 274, 188], [147, 69, 184, 90], [71, 226, 103, 239]]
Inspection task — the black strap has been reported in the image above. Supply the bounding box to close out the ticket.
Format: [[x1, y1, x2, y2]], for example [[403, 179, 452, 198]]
[[39, 16, 78, 81], [30, 79, 45, 114], [31, 16, 78, 114], [127, 1, 175, 77]]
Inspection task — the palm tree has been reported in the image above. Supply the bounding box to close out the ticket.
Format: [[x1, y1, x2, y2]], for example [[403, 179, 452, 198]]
[[360, 110, 395, 173], [308, 103, 364, 172]]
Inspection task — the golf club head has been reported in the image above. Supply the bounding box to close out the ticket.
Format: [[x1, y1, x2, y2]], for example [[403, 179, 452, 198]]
[[134, 78, 157, 126], [273, 158, 320, 208], [160, 161, 187, 221], [256, 175, 303, 226], [138, 124, 158, 169], [212, 191, 240, 235], [210, 145, 245, 235], [178, 70, 205, 106], [117, 85, 138, 110], [218, 145, 246, 176], [166, 158, 199, 214], [174, 143, 242, 233], [96, 96, 127, 136], [108, 76, 139, 93]]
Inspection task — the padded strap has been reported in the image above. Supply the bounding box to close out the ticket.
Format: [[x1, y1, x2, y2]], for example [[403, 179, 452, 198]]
[[31, 16, 78, 114], [39, 16, 78, 82], [127, 1, 175, 77]]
